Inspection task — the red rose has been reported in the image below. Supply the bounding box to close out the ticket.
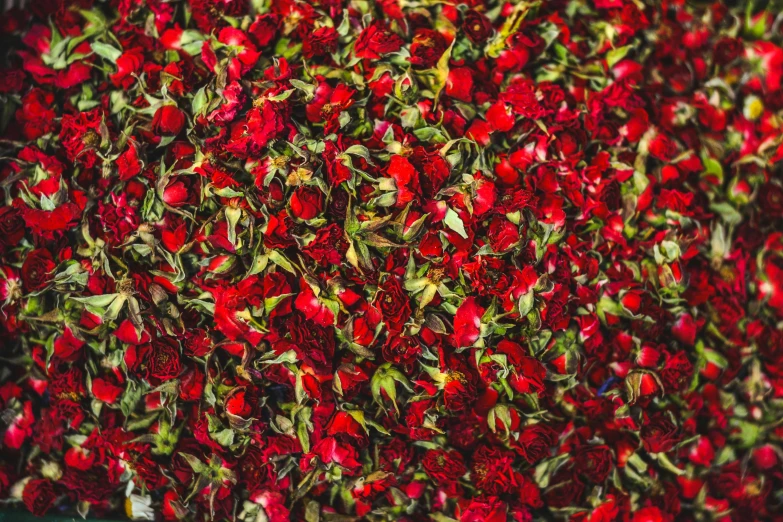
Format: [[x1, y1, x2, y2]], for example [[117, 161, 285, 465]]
[[97, 195, 139, 244], [148, 336, 183, 380], [262, 272, 293, 318], [22, 202, 83, 238], [162, 490, 185, 521], [471, 445, 515, 494], [240, 445, 277, 491], [463, 10, 493, 43], [486, 101, 515, 132], [387, 155, 421, 207], [248, 14, 279, 47], [302, 223, 347, 266], [179, 365, 205, 402], [59, 109, 104, 168], [191, 0, 249, 32], [714, 37, 743, 64], [501, 79, 553, 119], [457, 496, 508, 522], [544, 469, 585, 509], [289, 313, 335, 374], [16, 88, 56, 139], [382, 334, 422, 369], [184, 328, 213, 357], [116, 142, 142, 181], [649, 133, 678, 161], [453, 297, 484, 347], [0, 68, 24, 93], [161, 176, 198, 207], [60, 468, 116, 503], [375, 277, 412, 333], [0, 207, 25, 248], [422, 449, 466, 482], [641, 414, 680, 453], [409, 29, 448, 68], [23, 479, 57, 516], [290, 185, 324, 220], [467, 119, 492, 146], [153, 104, 186, 136], [323, 140, 353, 185], [486, 215, 519, 252], [575, 445, 613, 482], [21, 248, 56, 291], [509, 357, 547, 396], [517, 472, 544, 508], [446, 67, 474, 102], [355, 22, 403, 59], [410, 146, 450, 198], [246, 101, 286, 152], [671, 313, 697, 346], [759, 183, 783, 217], [126, 336, 182, 381], [225, 388, 256, 418], [514, 424, 557, 464], [110, 48, 144, 88], [91, 377, 123, 404], [378, 438, 414, 473], [631, 506, 668, 522], [303, 26, 338, 58], [443, 371, 476, 412]]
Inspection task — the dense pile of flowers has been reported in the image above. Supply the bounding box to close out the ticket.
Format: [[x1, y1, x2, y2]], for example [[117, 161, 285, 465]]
[[1, 0, 783, 520]]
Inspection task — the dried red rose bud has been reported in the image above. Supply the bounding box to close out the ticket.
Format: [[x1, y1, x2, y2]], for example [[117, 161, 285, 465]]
[[752, 445, 779, 470], [636, 345, 661, 368], [688, 436, 715, 467], [290, 185, 324, 221], [620, 290, 643, 314], [225, 388, 254, 418], [152, 104, 186, 136]]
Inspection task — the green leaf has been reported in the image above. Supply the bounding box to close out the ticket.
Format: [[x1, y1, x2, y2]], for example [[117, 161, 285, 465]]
[[709, 202, 742, 226], [191, 86, 208, 117], [91, 42, 122, 62], [70, 293, 120, 308], [210, 428, 235, 447], [606, 44, 632, 68], [290, 79, 316, 100], [518, 290, 535, 317], [444, 208, 468, 239], [268, 250, 297, 274]]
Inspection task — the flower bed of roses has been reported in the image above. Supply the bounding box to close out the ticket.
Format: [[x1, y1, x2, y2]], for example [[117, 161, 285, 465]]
[[1, 0, 783, 521]]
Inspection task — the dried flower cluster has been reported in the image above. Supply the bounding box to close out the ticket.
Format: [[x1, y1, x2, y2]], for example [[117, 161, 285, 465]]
[[1, 0, 783, 521]]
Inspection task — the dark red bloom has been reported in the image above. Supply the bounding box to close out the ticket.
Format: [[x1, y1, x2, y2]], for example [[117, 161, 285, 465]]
[[303, 26, 338, 58], [462, 10, 493, 43], [355, 22, 403, 59], [575, 445, 613, 483], [409, 29, 448, 68], [422, 449, 466, 482], [21, 249, 55, 291], [125, 336, 182, 382], [514, 424, 558, 464], [375, 277, 411, 333], [23, 479, 57, 516], [641, 414, 681, 453]]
